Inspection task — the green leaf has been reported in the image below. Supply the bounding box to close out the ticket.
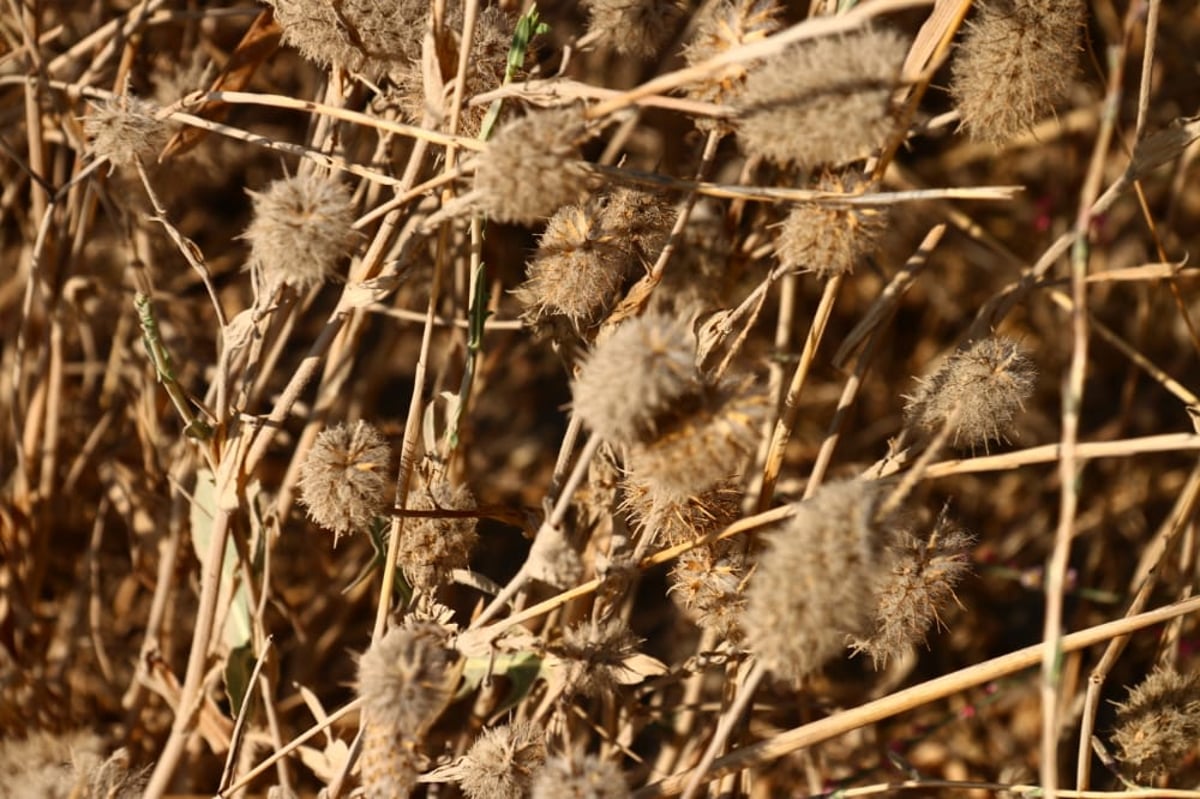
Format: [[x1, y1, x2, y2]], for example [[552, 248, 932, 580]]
[[457, 651, 543, 717], [224, 642, 255, 717]]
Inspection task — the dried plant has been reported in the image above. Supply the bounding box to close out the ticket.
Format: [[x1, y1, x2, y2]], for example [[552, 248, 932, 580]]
[[298, 420, 391, 541], [1111, 668, 1200, 781]]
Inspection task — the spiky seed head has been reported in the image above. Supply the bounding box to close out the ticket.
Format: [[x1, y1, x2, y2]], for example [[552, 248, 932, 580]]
[[84, 94, 170, 170], [399, 480, 479, 594], [357, 621, 457, 738], [459, 722, 547, 799], [1112, 668, 1200, 781], [741, 479, 888, 683], [624, 381, 767, 503], [600, 188, 675, 265], [475, 107, 592, 224], [571, 314, 700, 446], [669, 542, 748, 640], [584, 0, 683, 60], [903, 337, 1036, 450], [266, 0, 424, 72], [949, 0, 1085, 144], [515, 201, 633, 330], [683, 0, 784, 130], [851, 515, 973, 667], [622, 479, 742, 547], [531, 752, 629, 799], [298, 421, 390, 542], [774, 173, 889, 278], [737, 27, 908, 169], [243, 172, 357, 292], [555, 619, 642, 698]]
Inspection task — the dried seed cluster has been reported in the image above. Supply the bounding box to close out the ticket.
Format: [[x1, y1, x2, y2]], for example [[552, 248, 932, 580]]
[[684, 0, 784, 129], [458, 722, 547, 799], [298, 420, 390, 541], [399, 479, 479, 594], [950, 0, 1085, 144], [531, 752, 629, 799], [584, 0, 683, 60], [1112, 668, 1200, 781], [904, 336, 1037, 450], [774, 173, 890, 279], [84, 94, 170, 170], [243, 171, 357, 292], [737, 27, 908, 169]]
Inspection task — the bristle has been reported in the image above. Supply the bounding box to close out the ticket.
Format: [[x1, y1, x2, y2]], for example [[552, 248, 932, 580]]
[[1112, 668, 1200, 781], [84, 94, 170, 170], [459, 722, 547, 799]]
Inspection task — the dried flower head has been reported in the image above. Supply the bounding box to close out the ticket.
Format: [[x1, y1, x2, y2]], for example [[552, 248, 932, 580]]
[[684, 0, 784, 129], [600, 187, 675, 265], [266, 0, 424, 72], [669, 541, 748, 640], [84, 94, 170, 170], [903, 337, 1036, 450], [625, 381, 767, 503], [399, 480, 479, 594], [949, 0, 1085, 144], [774, 173, 890, 279], [852, 513, 973, 667], [741, 479, 888, 683], [459, 722, 547, 799], [555, 619, 643, 698], [1111, 668, 1200, 781], [243, 172, 357, 292], [298, 421, 390, 541], [584, 0, 683, 60], [571, 314, 700, 446], [475, 107, 592, 224], [515, 201, 634, 330], [532, 752, 629, 799], [737, 27, 908, 169], [623, 479, 742, 547]]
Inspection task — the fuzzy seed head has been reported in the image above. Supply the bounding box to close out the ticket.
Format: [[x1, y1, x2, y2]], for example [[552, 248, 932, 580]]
[[737, 27, 908, 169], [267, 0, 424, 72], [904, 337, 1036, 450], [774, 173, 890, 278], [623, 479, 742, 547], [851, 516, 973, 668], [949, 0, 1085, 144], [741, 479, 887, 683], [516, 202, 634, 330], [669, 542, 748, 640], [459, 722, 547, 799], [359, 726, 421, 799], [585, 0, 683, 60], [357, 621, 457, 738], [243, 172, 356, 292], [1112, 668, 1200, 781], [399, 480, 479, 594], [556, 619, 642, 698], [298, 421, 390, 541], [532, 752, 629, 799], [84, 95, 170, 170], [600, 187, 675, 265], [684, 0, 784, 128], [571, 314, 700, 446], [475, 108, 591, 224], [625, 381, 767, 503]]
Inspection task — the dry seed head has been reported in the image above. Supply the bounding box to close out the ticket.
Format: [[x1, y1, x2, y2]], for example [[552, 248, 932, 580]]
[[669, 542, 748, 640], [571, 314, 700, 446], [532, 752, 629, 799], [622, 479, 741, 547], [266, 0, 424, 72], [600, 187, 675, 265], [515, 201, 633, 330], [556, 618, 642, 698], [84, 94, 170, 170], [684, 0, 784, 129], [851, 515, 973, 668], [774, 173, 890, 279], [1112, 667, 1200, 781], [737, 27, 908, 169], [475, 107, 592, 224], [903, 337, 1036, 450], [298, 421, 390, 542], [357, 621, 457, 739], [360, 726, 421, 799], [399, 480, 479, 594], [459, 722, 547, 799], [624, 381, 767, 503], [949, 0, 1085, 144], [243, 172, 356, 292], [585, 0, 683, 60], [741, 479, 887, 683]]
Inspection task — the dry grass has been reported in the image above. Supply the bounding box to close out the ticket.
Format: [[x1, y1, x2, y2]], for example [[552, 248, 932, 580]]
[[3, 0, 1200, 797]]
